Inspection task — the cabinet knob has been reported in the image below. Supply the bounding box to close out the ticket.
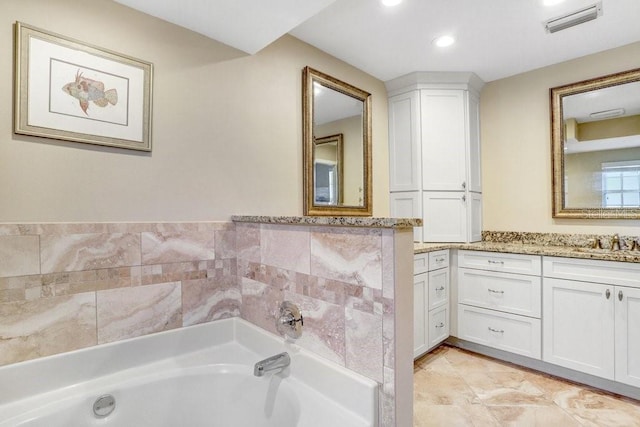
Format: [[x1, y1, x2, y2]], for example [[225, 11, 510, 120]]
[[606, 289, 611, 299], [619, 290, 624, 301], [462, 195, 466, 202], [462, 181, 466, 189]]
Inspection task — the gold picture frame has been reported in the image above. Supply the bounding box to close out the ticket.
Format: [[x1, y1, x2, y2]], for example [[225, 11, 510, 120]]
[[14, 22, 153, 151]]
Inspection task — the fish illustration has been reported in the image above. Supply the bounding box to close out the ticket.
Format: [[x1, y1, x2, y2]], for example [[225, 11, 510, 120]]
[[62, 70, 118, 115]]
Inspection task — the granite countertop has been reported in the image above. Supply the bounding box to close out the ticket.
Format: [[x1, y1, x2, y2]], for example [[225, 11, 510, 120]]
[[414, 241, 640, 263], [231, 215, 422, 229]]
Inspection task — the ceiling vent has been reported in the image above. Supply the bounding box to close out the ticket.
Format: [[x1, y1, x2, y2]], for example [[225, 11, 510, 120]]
[[545, 2, 602, 33]]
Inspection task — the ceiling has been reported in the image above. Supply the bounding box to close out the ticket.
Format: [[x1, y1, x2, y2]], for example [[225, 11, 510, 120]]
[[114, 0, 640, 83]]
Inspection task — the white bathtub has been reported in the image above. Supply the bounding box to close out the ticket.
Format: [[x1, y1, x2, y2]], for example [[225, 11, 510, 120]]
[[0, 318, 377, 427]]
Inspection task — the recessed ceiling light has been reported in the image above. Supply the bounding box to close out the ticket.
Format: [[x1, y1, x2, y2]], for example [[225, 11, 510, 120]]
[[433, 35, 455, 47], [381, 0, 402, 6]]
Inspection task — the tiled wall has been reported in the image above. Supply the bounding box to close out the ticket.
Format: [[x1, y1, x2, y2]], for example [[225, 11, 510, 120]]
[[0, 222, 239, 366], [0, 221, 411, 426], [236, 222, 406, 425]]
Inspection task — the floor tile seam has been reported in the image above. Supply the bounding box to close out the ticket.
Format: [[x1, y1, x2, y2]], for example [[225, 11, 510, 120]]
[[556, 405, 591, 427]]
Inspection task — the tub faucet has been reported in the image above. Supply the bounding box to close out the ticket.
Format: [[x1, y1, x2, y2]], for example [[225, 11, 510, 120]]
[[254, 352, 290, 377]]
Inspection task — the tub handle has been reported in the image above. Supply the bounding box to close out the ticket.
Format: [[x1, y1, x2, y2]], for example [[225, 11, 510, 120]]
[[277, 301, 304, 339]]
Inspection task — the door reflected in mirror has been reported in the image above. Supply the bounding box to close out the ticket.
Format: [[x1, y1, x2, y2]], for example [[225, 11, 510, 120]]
[[551, 68, 640, 219], [314, 134, 343, 205], [303, 67, 371, 216]]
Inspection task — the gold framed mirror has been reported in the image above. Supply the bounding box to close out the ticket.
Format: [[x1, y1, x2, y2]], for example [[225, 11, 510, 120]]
[[303, 66, 372, 216], [551, 68, 640, 219]]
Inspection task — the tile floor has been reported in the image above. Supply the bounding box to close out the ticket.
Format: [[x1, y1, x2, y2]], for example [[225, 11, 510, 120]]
[[414, 345, 640, 426]]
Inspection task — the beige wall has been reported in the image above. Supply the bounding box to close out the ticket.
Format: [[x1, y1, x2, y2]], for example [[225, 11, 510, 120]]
[[481, 42, 640, 234], [0, 0, 389, 222]]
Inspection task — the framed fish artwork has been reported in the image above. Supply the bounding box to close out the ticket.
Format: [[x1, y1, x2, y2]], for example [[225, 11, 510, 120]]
[[13, 22, 153, 151]]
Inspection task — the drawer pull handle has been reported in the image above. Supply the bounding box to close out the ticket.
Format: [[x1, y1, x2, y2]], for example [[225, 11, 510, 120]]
[[606, 289, 611, 299], [435, 322, 445, 328], [488, 289, 504, 294], [435, 286, 445, 291], [435, 257, 445, 262], [619, 290, 624, 301], [488, 327, 504, 334], [487, 260, 504, 265]]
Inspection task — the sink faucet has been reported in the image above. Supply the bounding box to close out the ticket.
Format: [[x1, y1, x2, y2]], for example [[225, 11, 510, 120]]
[[611, 234, 621, 251], [254, 352, 290, 377]]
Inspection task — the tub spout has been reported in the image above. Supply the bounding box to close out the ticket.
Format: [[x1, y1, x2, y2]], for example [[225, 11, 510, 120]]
[[254, 352, 290, 377]]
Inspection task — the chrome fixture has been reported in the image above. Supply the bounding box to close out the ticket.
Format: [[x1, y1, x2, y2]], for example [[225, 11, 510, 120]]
[[545, 2, 601, 33], [254, 352, 291, 377], [277, 301, 304, 339], [93, 394, 116, 418], [631, 240, 640, 251], [610, 234, 621, 251], [591, 238, 602, 249]]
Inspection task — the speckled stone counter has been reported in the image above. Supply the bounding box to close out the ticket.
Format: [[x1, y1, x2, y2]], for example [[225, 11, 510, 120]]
[[232, 215, 422, 229], [414, 231, 640, 263]]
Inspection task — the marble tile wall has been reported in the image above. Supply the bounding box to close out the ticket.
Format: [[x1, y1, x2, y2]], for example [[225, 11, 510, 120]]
[[236, 223, 402, 425], [0, 222, 239, 366], [1, 220, 409, 425]]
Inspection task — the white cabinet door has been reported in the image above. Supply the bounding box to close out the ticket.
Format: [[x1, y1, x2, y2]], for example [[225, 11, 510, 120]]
[[423, 191, 466, 242], [421, 90, 467, 191], [543, 278, 615, 379], [467, 92, 482, 193], [389, 92, 421, 192], [389, 191, 422, 242], [459, 268, 541, 318], [468, 192, 482, 243], [428, 268, 449, 310], [414, 272, 429, 358], [458, 304, 541, 358], [428, 305, 449, 349], [615, 286, 640, 387]]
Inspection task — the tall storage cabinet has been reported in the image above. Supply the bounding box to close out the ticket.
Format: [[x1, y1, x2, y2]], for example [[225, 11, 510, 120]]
[[387, 72, 484, 243]]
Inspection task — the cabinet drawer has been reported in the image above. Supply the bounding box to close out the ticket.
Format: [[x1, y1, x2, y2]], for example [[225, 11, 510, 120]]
[[414, 253, 429, 275], [458, 304, 541, 359], [543, 256, 640, 288], [458, 250, 541, 276], [429, 250, 449, 270], [459, 268, 541, 318], [428, 268, 449, 310], [428, 305, 449, 348]]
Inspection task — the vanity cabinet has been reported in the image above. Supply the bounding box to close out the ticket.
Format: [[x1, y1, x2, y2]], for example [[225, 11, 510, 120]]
[[543, 257, 640, 387], [387, 73, 484, 243], [413, 250, 450, 358], [457, 250, 542, 358]]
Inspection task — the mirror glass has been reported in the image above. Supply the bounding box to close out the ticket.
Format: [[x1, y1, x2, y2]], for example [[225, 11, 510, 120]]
[[551, 68, 640, 218], [303, 66, 372, 216]]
